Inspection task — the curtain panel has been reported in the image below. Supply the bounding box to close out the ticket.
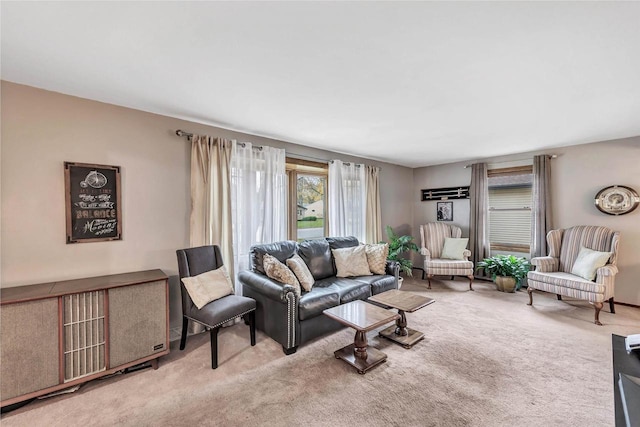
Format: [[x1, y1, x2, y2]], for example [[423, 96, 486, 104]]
[[364, 165, 382, 244], [328, 160, 366, 242], [469, 162, 489, 272], [231, 142, 287, 294], [531, 155, 552, 258], [189, 135, 234, 277]]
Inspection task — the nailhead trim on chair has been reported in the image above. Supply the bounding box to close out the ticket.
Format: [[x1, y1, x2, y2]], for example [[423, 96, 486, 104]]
[[186, 307, 256, 330]]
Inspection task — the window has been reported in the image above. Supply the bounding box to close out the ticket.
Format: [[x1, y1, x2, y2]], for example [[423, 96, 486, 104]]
[[488, 166, 533, 255], [286, 158, 328, 242]]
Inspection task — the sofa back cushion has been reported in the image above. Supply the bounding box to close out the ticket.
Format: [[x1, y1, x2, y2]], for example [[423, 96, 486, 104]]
[[326, 236, 360, 250], [250, 240, 298, 275], [558, 226, 618, 273], [298, 239, 335, 280]]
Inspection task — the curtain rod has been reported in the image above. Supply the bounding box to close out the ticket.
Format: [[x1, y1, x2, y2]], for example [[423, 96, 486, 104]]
[[175, 129, 263, 150], [463, 154, 557, 169]]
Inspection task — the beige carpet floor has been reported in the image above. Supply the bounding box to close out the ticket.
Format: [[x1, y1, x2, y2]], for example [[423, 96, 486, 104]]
[[2, 277, 639, 427]]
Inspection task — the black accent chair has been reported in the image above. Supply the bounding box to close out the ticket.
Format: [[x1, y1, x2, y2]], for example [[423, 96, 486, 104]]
[[176, 245, 256, 369]]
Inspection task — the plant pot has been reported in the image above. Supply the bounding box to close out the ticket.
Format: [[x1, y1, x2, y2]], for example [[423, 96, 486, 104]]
[[495, 276, 517, 293], [398, 277, 403, 289]]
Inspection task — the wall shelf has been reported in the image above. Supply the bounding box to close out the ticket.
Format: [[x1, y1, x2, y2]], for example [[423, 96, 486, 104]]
[[421, 186, 470, 201]]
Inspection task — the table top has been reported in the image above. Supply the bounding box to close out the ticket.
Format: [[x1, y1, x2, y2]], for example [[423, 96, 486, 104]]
[[368, 289, 435, 312], [323, 300, 399, 332], [612, 334, 640, 427]]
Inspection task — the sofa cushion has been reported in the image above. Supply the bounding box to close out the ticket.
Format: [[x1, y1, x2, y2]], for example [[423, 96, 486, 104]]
[[326, 236, 359, 249], [352, 275, 397, 295], [298, 287, 340, 320], [315, 277, 371, 304], [250, 240, 298, 275], [298, 239, 335, 280]]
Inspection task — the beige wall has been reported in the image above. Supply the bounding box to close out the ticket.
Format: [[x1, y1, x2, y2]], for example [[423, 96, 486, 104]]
[[1, 82, 413, 328], [412, 138, 640, 305]]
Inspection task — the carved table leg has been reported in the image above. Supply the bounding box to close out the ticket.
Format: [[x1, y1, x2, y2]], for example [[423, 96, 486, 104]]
[[527, 287, 533, 305], [394, 310, 409, 337], [354, 330, 368, 360], [594, 302, 603, 326]]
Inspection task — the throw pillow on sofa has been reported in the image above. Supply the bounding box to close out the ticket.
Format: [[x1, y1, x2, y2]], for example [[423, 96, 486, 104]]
[[332, 245, 372, 278], [286, 253, 315, 292], [263, 254, 301, 295], [181, 266, 234, 310], [365, 243, 389, 275]]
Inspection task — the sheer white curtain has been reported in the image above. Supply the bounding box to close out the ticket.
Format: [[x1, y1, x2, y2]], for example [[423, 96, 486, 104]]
[[328, 160, 366, 242], [231, 142, 287, 294]]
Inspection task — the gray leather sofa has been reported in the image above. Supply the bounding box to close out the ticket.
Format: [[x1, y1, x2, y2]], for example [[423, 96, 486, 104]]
[[239, 236, 400, 355]]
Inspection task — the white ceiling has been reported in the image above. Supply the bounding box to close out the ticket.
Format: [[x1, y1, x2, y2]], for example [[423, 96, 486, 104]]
[[2, 2, 640, 168]]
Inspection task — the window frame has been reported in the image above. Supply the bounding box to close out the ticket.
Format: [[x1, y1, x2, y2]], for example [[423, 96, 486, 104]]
[[286, 158, 328, 241]]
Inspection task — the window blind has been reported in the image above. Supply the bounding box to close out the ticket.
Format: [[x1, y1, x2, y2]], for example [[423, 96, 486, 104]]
[[488, 183, 532, 250]]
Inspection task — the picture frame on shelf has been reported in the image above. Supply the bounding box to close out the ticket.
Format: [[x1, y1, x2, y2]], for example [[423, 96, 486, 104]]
[[437, 201, 453, 221]]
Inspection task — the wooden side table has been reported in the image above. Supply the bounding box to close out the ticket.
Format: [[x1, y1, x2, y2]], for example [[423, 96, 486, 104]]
[[323, 300, 399, 374], [368, 289, 435, 348]]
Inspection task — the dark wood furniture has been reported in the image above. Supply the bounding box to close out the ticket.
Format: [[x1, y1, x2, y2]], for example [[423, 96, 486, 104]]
[[612, 334, 640, 427], [0, 270, 169, 408], [368, 289, 435, 348], [323, 300, 399, 374]]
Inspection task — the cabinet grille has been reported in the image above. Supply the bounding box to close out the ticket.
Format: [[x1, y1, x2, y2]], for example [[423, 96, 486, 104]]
[[63, 291, 106, 381]]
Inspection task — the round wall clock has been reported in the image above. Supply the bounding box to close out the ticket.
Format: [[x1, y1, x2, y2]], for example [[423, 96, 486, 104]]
[[594, 185, 639, 215]]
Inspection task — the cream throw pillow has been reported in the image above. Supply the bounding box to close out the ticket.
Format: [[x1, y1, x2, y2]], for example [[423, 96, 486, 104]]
[[286, 254, 315, 292], [332, 245, 372, 278], [263, 254, 301, 296], [441, 237, 469, 260], [571, 246, 611, 281], [181, 266, 234, 310], [365, 243, 389, 275]]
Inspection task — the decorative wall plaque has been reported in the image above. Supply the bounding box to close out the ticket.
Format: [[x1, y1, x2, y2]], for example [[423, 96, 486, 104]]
[[594, 185, 639, 216]]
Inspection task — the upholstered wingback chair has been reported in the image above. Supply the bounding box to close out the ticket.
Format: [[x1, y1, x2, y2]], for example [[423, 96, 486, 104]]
[[527, 225, 620, 325], [419, 223, 474, 290]]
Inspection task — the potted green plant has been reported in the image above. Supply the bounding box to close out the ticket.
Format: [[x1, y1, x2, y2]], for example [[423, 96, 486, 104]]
[[476, 255, 531, 292], [385, 226, 420, 287]]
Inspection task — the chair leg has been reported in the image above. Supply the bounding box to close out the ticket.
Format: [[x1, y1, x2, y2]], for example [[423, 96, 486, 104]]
[[556, 294, 562, 301], [210, 327, 220, 369], [422, 269, 425, 280], [283, 346, 298, 355], [451, 275, 454, 280], [179, 316, 189, 350], [427, 274, 432, 289], [609, 297, 615, 314], [468, 275, 474, 291], [593, 302, 603, 326], [527, 287, 534, 305], [248, 311, 256, 346]]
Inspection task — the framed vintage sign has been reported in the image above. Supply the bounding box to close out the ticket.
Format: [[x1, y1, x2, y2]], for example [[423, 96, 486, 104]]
[[65, 162, 122, 243]]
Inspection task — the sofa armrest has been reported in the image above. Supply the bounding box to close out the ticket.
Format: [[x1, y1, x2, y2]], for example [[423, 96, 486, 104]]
[[385, 260, 400, 277], [463, 249, 471, 260], [530, 256, 558, 272], [596, 265, 618, 300], [596, 265, 618, 278], [238, 270, 295, 303]]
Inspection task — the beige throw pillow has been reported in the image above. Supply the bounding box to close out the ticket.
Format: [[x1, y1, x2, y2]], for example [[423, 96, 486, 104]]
[[181, 266, 234, 310], [286, 254, 315, 292], [441, 237, 469, 260], [332, 245, 372, 278], [365, 243, 389, 275], [263, 254, 301, 296], [571, 246, 612, 281]]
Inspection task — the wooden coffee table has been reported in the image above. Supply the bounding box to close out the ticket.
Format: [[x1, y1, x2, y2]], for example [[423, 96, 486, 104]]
[[368, 290, 435, 349], [323, 300, 400, 374]]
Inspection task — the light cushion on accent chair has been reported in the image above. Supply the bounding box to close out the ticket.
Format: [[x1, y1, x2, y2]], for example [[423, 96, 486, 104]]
[[181, 266, 234, 310], [527, 225, 620, 325], [440, 237, 469, 260], [286, 253, 315, 292], [332, 245, 372, 277], [263, 254, 301, 296], [571, 246, 612, 281], [364, 243, 389, 275]]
